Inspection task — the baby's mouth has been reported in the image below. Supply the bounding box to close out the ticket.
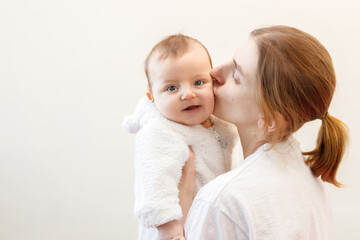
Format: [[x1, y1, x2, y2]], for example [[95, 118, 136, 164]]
[[183, 105, 201, 111]]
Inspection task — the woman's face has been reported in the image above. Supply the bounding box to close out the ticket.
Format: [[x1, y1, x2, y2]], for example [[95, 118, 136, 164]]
[[211, 38, 261, 129]]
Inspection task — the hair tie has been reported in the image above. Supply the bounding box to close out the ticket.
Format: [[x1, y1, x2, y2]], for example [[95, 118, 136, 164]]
[[320, 112, 329, 120]]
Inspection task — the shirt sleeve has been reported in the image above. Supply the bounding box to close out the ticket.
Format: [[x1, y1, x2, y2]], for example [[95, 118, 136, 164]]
[[184, 199, 249, 240], [134, 122, 190, 228]]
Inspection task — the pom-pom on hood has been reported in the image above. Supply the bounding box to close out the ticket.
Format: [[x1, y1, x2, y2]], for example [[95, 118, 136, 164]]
[[122, 96, 162, 134]]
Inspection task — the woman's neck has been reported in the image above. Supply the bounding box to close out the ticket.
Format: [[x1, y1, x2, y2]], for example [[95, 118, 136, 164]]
[[237, 125, 265, 159]]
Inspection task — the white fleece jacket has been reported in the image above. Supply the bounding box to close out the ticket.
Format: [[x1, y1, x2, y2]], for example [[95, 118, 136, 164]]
[[122, 97, 238, 231]]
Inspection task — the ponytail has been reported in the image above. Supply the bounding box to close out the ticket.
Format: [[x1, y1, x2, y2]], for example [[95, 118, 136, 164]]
[[303, 114, 349, 187]]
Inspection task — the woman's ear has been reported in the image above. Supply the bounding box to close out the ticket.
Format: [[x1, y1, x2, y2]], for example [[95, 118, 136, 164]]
[[257, 116, 277, 133], [267, 120, 276, 132]]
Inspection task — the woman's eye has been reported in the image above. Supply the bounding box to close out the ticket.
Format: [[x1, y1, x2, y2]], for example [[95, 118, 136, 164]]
[[232, 71, 240, 84], [166, 86, 177, 92], [194, 80, 203, 86]]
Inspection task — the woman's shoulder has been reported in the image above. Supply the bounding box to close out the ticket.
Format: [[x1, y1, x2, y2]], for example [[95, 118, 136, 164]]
[[194, 136, 307, 205], [187, 137, 333, 238], [186, 154, 264, 233]]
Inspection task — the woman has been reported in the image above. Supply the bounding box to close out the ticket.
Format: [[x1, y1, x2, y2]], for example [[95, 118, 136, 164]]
[[160, 25, 348, 240]]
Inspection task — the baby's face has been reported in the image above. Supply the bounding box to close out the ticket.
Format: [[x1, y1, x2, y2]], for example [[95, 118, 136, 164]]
[[148, 44, 214, 126]]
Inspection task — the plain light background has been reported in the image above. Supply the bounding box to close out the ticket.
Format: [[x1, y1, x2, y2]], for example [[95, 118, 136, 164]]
[[1, 0, 359, 239]]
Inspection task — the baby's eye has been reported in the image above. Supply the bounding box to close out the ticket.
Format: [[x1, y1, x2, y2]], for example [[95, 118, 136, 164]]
[[194, 80, 203, 86], [166, 86, 177, 92]]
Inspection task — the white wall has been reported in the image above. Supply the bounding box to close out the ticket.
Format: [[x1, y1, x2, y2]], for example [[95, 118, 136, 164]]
[[0, 0, 359, 239]]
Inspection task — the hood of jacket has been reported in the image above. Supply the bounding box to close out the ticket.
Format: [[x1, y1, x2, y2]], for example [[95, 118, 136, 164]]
[[122, 96, 163, 134]]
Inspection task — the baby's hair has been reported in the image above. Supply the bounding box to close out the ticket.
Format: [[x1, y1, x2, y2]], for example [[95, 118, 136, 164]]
[[144, 34, 212, 90]]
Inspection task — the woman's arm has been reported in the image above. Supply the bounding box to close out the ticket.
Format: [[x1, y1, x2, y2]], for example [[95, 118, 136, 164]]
[[157, 147, 196, 240], [178, 147, 196, 225]]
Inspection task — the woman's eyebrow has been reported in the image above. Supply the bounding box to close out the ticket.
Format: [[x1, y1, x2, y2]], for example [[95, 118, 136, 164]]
[[233, 59, 245, 76]]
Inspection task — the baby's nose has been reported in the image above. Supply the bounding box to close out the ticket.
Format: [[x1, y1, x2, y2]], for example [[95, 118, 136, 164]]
[[181, 89, 196, 100]]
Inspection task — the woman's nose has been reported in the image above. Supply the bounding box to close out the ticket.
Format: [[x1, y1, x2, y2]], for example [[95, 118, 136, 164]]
[[181, 88, 196, 100], [210, 60, 233, 85]]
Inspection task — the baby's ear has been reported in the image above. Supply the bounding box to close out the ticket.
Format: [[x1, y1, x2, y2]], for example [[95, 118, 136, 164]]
[[146, 92, 154, 102]]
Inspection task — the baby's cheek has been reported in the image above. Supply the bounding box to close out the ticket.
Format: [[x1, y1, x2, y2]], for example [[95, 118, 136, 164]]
[[157, 101, 172, 117], [205, 85, 215, 97]]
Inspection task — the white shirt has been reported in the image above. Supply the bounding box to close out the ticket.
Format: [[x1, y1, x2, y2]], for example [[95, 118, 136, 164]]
[[185, 136, 334, 240]]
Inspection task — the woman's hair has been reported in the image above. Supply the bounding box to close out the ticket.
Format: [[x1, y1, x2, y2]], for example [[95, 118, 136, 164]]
[[250, 25, 348, 187]]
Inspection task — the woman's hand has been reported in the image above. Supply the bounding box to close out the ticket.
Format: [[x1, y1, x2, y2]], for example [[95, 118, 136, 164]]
[[157, 147, 196, 240], [157, 220, 185, 240]]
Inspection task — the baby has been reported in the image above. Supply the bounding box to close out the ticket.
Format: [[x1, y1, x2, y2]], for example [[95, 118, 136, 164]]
[[122, 34, 238, 239]]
